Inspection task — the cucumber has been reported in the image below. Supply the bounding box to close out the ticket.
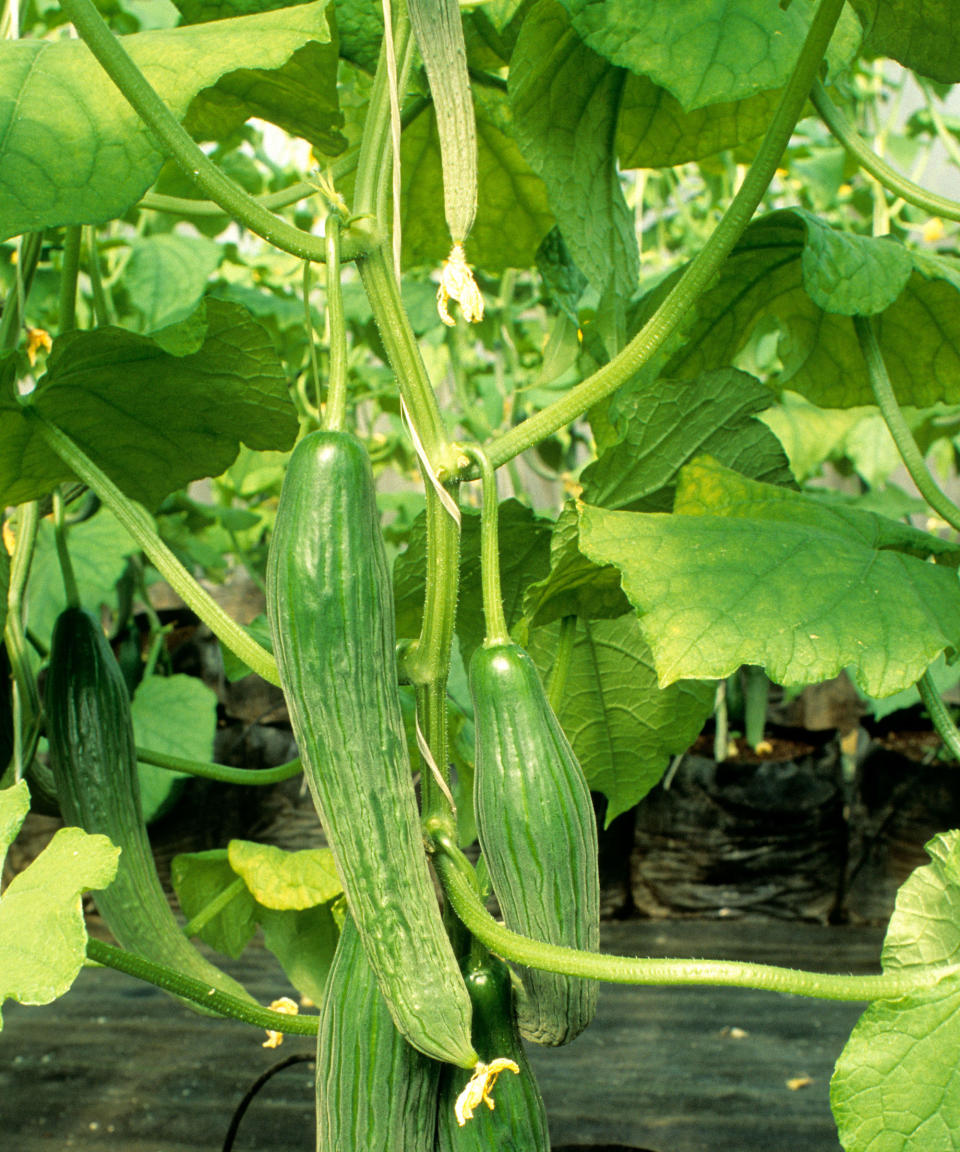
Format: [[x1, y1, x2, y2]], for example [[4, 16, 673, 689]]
[[266, 429, 476, 1068], [437, 944, 550, 1152], [470, 641, 600, 1045], [316, 913, 440, 1152], [45, 607, 253, 1010], [407, 0, 477, 245]]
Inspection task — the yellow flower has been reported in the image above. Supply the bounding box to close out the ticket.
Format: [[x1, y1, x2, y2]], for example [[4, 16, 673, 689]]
[[437, 243, 484, 327], [262, 996, 299, 1048], [454, 1058, 520, 1126], [26, 327, 52, 367]]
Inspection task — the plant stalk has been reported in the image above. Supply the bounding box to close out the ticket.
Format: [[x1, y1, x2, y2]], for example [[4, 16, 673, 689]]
[[136, 745, 302, 785], [27, 410, 281, 685], [477, 0, 847, 473], [853, 314, 960, 533], [432, 837, 959, 1001]]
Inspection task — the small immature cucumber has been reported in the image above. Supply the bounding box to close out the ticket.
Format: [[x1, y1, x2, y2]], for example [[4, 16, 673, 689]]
[[266, 429, 476, 1068], [45, 607, 253, 1010], [471, 641, 600, 1046], [316, 913, 440, 1152], [437, 945, 550, 1152]]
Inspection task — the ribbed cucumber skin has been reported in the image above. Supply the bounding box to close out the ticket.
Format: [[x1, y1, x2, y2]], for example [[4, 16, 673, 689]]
[[408, 0, 477, 242], [316, 914, 440, 1152], [46, 607, 252, 1008], [266, 430, 475, 1068], [437, 949, 550, 1152], [470, 642, 599, 1046]]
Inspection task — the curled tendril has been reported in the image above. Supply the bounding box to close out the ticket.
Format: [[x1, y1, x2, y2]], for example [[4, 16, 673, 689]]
[[454, 1057, 521, 1126], [437, 243, 484, 326]]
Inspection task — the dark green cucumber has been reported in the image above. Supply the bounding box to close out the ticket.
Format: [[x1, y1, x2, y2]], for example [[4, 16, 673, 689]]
[[266, 430, 476, 1068], [45, 607, 253, 1010], [470, 642, 599, 1046], [316, 913, 440, 1151], [437, 945, 550, 1151]]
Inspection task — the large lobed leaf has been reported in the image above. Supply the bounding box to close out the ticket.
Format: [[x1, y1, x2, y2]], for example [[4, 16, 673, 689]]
[[0, 0, 338, 240], [659, 209, 960, 408], [527, 616, 713, 823], [557, 0, 860, 112], [0, 781, 119, 1028], [0, 299, 297, 510], [509, 0, 638, 298], [578, 456, 960, 698], [831, 831, 960, 1151], [849, 0, 960, 83]]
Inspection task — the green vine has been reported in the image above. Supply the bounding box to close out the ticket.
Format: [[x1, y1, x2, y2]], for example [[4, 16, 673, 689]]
[[431, 835, 960, 1001], [854, 313, 960, 534], [136, 745, 302, 786], [26, 410, 281, 685], [475, 0, 848, 473]]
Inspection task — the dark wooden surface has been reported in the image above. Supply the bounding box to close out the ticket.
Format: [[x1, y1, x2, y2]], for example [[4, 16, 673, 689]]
[[1, 920, 884, 1152]]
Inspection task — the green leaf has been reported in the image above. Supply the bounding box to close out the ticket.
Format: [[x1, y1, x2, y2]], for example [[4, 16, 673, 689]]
[[0, 1, 336, 239], [557, 0, 860, 111], [133, 674, 219, 823], [26, 509, 138, 648], [0, 299, 297, 509], [259, 902, 340, 1006], [510, 0, 638, 297], [849, 0, 960, 83], [228, 839, 343, 910], [394, 499, 553, 665], [758, 391, 873, 483], [0, 783, 119, 1028], [663, 209, 960, 407], [400, 84, 554, 272], [578, 457, 960, 697], [174, 0, 316, 22], [616, 72, 779, 168], [522, 502, 630, 628], [184, 38, 345, 155], [170, 848, 258, 960], [582, 368, 793, 513], [831, 832, 960, 1151], [528, 616, 713, 823], [124, 234, 223, 332]]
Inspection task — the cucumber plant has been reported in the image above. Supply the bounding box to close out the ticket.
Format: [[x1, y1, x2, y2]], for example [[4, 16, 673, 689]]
[[3, 0, 960, 1149]]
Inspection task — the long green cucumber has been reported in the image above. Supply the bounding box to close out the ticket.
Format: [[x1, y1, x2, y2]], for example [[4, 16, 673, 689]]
[[470, 641, 600, 1045], [437, 944, 550, 1151], [316, 913, 440, 1151], [45, 607, 254, 1010], [266, 429, 476, 1068]]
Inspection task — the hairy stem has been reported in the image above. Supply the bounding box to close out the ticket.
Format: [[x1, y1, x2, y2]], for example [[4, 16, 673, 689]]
[[85, 938, 318, 1034], [28, 411, 280, 685], [432, 837, 958, 1001], [812, 81, 960, 224], [322, 215, 348, 432], [917, 672, 960, 763], [462, 445, 509, 646], [57, 0, 375, 263], [136, 745, 302, 786], [853, 314, 960, 533]]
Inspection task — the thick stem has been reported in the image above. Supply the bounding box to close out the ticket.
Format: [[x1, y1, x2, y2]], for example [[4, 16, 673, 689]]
[[462, 445, 509, 646], [432, 837, 958, 1001], [476, 0, 847, 473], [57, 0, 376, 263], [358, 244, 453, 470], [52, 491, 80, 608], [136, 745, 302, 786], [917, 672, 960, 763], [812, 81, 960, 224], [853, 314, 960, 533], [28, 411, 280, 685], [322, 215, 348, 432], [85, 938, 318, 1034]]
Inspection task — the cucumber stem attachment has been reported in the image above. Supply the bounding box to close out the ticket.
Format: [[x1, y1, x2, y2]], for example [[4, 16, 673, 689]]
[[460, 444, 509, 646]]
